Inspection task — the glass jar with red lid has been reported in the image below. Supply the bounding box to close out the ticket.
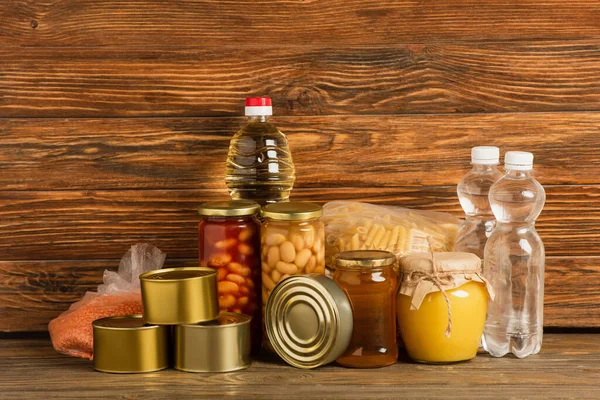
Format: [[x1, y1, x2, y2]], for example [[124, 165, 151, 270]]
[[198, 200, 262, 353]]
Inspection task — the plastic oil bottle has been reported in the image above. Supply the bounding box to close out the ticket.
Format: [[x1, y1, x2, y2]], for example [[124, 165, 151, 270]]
[[225, 97, 296, 206], [454, 146, 502, 258], [482, 151, 546, 358]]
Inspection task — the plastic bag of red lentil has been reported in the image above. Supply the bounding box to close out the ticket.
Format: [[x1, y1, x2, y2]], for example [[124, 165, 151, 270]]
[[48, 243, 166, 359]]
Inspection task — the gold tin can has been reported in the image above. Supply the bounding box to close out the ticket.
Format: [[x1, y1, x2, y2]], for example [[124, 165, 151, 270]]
[[174, 312, 251, 372], [92, 315, 169, 373], [140, 267, 219, 325], [265, 274, 353, 369]]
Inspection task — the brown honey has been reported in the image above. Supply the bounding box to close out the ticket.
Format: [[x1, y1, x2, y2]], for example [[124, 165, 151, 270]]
[[333, 251, 398, 368]]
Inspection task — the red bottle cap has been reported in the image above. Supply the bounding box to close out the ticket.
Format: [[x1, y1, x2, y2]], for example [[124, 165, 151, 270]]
[[245, 97, 272, 107], [245, 97, 273, 116]]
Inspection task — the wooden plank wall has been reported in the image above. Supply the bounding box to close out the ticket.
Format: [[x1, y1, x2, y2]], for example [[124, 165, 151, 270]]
[[1, 1, 599, 331]]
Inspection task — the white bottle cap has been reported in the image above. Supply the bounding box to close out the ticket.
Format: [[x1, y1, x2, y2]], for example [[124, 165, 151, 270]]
[[505, 151, 534, 171], [245, 97, 273, 116], [471, 146, 500, 164]]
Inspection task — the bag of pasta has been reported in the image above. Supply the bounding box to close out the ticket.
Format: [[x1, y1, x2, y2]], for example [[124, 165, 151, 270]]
[[323, 201, 461, 266]]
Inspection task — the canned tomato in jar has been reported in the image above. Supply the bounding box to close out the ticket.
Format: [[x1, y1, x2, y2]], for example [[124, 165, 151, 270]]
[[198, 200, 262, 353]]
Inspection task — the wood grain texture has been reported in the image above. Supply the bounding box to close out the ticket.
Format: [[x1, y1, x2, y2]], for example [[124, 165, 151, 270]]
[[1, 336, 599, 399], [0, 186, 597, 261], [0, 259, 200, 332], [1, 0, 599, 333], [2, 256, 597, 332], [1, 114, 599, 190], [3, 1, 600, 47], [2, 44, 600, 117]]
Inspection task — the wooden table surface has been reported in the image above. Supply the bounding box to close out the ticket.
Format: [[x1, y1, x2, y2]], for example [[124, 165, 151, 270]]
[[1, 334, 599, 399]]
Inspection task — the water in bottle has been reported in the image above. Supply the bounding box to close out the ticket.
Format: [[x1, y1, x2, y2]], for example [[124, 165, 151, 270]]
[[225, 97, 296, 206], [482, 151, 546, 358], [454, 146, 502, 258]]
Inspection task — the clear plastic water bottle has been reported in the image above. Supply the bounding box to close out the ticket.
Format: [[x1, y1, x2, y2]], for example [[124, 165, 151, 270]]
[[454, 146, 502, 258], [482, 151, 546, 358], [225, 97, 296, 206]]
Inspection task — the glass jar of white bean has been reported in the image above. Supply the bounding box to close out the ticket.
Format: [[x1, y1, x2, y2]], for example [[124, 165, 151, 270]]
[[260, 202, 325, 349]]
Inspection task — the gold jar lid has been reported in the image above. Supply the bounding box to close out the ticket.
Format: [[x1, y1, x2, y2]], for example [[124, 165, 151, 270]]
[[261, 202, 322, 221], [92, 315, 169, 373], [265, 275, 353, 369], [334, 250, 396, 268], [198, 200, 260, 217], [174, 312, 251, 373], [140, 267, 219, 325]]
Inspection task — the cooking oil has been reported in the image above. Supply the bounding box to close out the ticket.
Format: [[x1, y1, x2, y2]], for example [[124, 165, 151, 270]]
[[225, 97, 295, 206]]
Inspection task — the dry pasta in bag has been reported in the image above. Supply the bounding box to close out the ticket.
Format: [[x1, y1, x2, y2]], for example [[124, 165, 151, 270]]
[[323, 201, 461, 266]]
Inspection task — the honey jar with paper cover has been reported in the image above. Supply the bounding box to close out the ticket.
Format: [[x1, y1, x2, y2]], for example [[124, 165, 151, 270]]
[[397, 247, 494, 364]]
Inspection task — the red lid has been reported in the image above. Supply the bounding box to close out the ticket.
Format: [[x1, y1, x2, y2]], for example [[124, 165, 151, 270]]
[[245, 97, 272, 107]]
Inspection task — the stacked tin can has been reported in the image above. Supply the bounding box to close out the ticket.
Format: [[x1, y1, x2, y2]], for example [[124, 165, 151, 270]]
[[92, 267, 251, 373]]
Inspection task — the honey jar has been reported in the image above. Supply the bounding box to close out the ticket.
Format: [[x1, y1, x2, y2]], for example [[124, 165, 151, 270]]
[[333, 250, 398, 368], [397, 251, 494, 364]]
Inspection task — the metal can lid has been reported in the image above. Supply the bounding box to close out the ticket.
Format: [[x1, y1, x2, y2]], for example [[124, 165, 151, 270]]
[[265, 275, 353, 369], [198, 200, 260, 217], [93, 315, 154, 330], [334, 250, 396, 268], [140, 267, 216, 281], [180, 312, 251, 328], [261, 202, 322, 221]]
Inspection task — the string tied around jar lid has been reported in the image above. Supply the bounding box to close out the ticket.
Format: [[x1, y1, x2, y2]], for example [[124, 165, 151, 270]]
[[400, 241, 494, 339], [405, 237, 464, 338]]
